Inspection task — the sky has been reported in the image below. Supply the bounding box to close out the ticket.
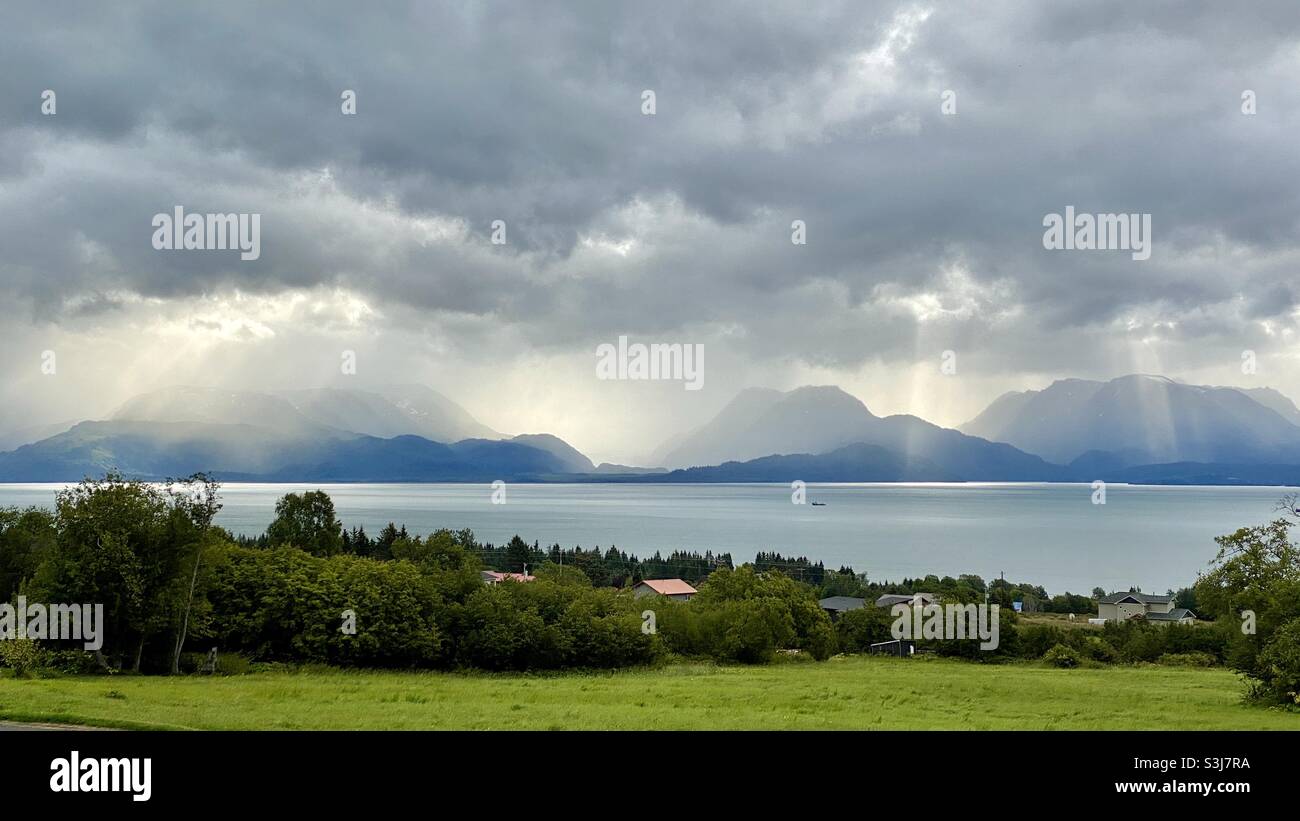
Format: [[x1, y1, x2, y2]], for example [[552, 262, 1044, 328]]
[[2, 1, 1299, 465]]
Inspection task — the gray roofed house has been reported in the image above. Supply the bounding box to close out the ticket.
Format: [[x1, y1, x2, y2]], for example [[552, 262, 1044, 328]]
[[1097, 592, 1193, 624], [875, 592, 937, 609], [819, 596, 866, 618], [1143, 608, 1196, 624], [1098, 592, 1172, 605]]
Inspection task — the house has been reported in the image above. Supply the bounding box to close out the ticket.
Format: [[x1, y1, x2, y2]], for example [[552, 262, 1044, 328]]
[[1142, 608, 1196, 624], [481, 570, 536, 584], [1096, 592, 1195, 624], [875, 592, 937, 609], [819, 596, 866, 618], [1096, 592, 1171, 621], [633, 578, 698, 601]]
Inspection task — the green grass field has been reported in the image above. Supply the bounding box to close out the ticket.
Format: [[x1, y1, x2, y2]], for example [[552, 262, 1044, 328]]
[[2, 656, 1297, 730]]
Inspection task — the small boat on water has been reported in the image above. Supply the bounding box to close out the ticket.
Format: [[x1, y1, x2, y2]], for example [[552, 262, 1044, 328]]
[[811, 501, 827, 506]]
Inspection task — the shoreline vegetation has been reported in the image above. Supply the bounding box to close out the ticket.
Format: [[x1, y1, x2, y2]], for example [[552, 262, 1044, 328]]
[[2, 473, 1300, 729]]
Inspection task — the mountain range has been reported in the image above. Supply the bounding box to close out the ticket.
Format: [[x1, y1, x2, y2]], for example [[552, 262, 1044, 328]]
[[3, 376, 1300, 484], [652, 385, 1066, 480], [958, 375, 1300, 468], [0, 386, 583, 482]]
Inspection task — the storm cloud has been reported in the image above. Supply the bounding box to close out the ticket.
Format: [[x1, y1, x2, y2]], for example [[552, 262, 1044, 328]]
[[2, 0, 1299, 463]]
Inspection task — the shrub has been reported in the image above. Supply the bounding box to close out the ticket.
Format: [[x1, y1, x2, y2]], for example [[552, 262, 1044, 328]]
[[705, 598, 792, 664], [178, 650, 253, 675], [689, 566, 834, 662], [46, 649, 104, 675], [205, 545, 445, 668], [1043, 643, 1082, 668], [1019, 624, 1070, 659], [653, 597, 789, 664], [651, 597, 709, 657], [0, 639, 52, 677], [835, 606, 894, 653], [1157, 651, 1216, 667], [454, 581, 660, 670], [533, 562, 593, 587], [455, 583, 557, 670], [1083, 635, 1117, 663], [553, 600, 661, 668], [926, 608, 1020, 662], [1162, 623, 1227, 661]]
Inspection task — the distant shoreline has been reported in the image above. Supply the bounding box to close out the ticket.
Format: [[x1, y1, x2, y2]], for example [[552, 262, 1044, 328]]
[[5, 479, 1277, 592]]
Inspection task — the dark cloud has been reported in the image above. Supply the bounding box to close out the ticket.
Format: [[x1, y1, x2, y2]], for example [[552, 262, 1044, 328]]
[[2, 1, 1299, 454]]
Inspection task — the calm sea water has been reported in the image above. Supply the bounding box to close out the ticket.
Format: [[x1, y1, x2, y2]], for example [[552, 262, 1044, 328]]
[[0, 482, 1289, 594]]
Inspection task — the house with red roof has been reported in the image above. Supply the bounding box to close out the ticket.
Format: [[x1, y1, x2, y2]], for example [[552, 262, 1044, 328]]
[[632, 578, 698, 602], [481, 570, 536, 584]]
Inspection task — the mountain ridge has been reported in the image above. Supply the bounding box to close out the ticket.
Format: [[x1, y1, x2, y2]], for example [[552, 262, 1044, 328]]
[[958, 374, 1300, 466], [4, 377, 1300, 485], [654, 384, 1067, 480]]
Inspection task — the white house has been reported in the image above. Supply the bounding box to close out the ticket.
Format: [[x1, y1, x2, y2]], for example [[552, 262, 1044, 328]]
[[1096, 592, 1194, 624]]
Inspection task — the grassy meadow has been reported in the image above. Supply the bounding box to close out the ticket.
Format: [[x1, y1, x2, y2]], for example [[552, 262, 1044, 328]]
[[2, 656, 1297, 730]]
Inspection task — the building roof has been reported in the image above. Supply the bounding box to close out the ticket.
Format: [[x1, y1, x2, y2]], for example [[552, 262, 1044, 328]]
[[1099, 592, 1172, 605], [481, 570, 536, 583], [636, 578, 698, 596], [875, 592, 936, 607], [1145, 608, 1195, 621], [819, 596, 867, 612]]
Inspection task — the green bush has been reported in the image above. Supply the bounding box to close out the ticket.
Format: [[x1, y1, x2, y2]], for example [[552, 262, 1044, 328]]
[[178, 650, 253, 675], [704, 598, 792, 663], [1019, 624, 1071, 659], [1083, 635, 1118, 663], [1096, 620, 1226, 664], [203, 544, 663, 672], [46, 649, 105, 675], [0, 639, 52, 677], [1043, 643, 1082, 668], [834, 606, 894, 653], [686, 566, 835, 662], [1161, 623, 1227, 660], [455, 583, 555, 669], [453, 580, 660, 670], [1157, 651, 1216, 667], [177, 652, 207, 673], [205, 545, 445, 668]]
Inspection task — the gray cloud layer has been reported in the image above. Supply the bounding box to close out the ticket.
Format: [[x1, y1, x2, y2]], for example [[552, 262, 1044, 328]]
[[2, 1, 1299, 460]]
